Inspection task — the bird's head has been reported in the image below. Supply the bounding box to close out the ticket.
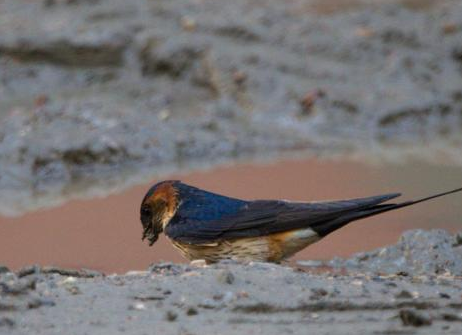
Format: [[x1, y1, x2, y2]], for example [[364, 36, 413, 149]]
[[140, 180, 180, 246]]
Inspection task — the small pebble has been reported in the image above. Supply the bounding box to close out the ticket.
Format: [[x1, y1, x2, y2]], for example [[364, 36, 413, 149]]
[[1, 278, 36, 295], [180, 16, 196, 31], [213, 293, 223, 301], [399, 309, 431, 327], [16, 265, 41, 278], [299, 89, 325, 115], [222, 291, 234, 304], [186, 307, 198, 316], [157, 109, 171, 121], [232, 70, 247, 85], [216, 270, 234, 284], [354, 26, 375, 38], [441, 23, 459, 35], [0, 317, 15, 328], [128, 302, 146, 311], [60, 277, 77, 285], [165, 311, 178, 322], [310, 288, 328, 300], [28, 297, 55, 309], [190, 260, 207, 268], [0, 266, 10, 274], [441, 313, 462, 322], [133, 294, 164, 301], [236, 291, 249, 299], [66, 286, 81, 295], [395, 290, 413, 299], [125, 271, 148, 276], [439, 292, 451, 299], [411, 291, 420, 299], [296, 260, 324, 267]]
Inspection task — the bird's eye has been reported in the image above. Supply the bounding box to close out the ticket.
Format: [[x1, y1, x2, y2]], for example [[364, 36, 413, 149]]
[[141, 206, 152, 216]]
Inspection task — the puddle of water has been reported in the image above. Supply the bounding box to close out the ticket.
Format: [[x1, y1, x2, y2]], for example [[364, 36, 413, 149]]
[[0, 157, 461, 274]]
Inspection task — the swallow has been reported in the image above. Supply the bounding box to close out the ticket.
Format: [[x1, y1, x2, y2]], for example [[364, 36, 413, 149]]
[[140, 180, 462, 263]]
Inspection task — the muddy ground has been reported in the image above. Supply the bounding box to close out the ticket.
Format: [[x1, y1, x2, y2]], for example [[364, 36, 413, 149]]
[[0, 0, 461, 215], [1, 230, 462, 335]]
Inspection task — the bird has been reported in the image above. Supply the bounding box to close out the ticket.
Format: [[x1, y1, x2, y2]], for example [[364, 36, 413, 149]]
[[139, 180, 462, 263]]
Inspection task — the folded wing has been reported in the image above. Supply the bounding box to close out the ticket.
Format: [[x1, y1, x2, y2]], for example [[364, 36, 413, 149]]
[[165, 193, 401, 244]]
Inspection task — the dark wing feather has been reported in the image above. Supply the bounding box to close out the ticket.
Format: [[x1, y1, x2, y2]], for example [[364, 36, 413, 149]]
[[165, 193, 401, 244]]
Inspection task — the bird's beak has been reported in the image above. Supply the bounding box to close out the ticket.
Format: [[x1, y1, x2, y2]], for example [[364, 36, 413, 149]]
[[141, 218, 161, 246], [143, 228, 159, 246], [141, 227, 148, 241]]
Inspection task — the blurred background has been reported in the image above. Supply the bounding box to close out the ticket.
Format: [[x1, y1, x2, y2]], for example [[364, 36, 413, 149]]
[[0, 0, 461, 273]]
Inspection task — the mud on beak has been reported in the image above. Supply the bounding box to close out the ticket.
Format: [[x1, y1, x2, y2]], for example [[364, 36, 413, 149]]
[[142, 224, 160, 246], [141, 212, 163, 246]]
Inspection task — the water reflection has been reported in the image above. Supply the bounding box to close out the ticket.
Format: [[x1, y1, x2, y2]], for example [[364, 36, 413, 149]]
[[0, 157, 460, 273]]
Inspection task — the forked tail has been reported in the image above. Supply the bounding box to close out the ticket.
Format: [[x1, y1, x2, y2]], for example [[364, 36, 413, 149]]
[[313, 187, 462, 237]]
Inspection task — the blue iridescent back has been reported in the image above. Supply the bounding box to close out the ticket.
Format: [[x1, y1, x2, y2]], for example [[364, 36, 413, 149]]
[[174, 183, 247, 222]]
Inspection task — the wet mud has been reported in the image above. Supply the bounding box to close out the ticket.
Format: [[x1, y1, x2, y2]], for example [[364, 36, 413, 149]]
[[2, 246, 462, 335], [0, 0, 461, 216]]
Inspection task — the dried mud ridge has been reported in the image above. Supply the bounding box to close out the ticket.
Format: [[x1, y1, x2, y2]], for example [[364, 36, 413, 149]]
[[1, 230, 462, 334], [1, 0, 462, 215]]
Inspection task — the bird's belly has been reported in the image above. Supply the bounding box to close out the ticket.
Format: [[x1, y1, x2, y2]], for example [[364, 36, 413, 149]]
[[268, 228, 320, 260], [170, 237, 272, 263], [170, 228, 320, 263]]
